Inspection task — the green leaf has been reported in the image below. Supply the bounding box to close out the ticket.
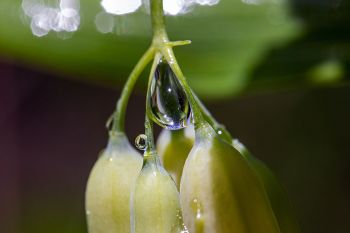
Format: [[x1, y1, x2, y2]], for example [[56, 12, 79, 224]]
[[0, 0, 301, 98]]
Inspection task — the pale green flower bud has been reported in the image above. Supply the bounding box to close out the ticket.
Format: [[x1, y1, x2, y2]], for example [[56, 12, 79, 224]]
[[85, 133, 143, 233]]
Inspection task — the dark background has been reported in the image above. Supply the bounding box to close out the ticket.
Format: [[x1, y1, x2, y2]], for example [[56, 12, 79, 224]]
[[1, 0, 350, 233], [1, 60, 349, 233]]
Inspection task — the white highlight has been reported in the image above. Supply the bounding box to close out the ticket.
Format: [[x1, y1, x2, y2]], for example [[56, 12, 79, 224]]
[[195, 0, 220, 6], [242, 0, 263, 5], [101, 0, 142, 15], [163, 0, 185, 15], [22, 0, 80, 37], [232, 139, 245, 154], [108, 0, 220, 16], [95, 11, 115, 33]]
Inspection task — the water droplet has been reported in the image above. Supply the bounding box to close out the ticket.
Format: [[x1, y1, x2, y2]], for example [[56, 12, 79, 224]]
[[135, 134, 147, 150], [191, 198, 204, 233], [177, 210, 189, 233], [216, 126, 232, 143], [148, 59, 191, 130]]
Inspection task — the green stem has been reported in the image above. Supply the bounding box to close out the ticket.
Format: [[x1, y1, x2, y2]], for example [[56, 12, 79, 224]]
[[193, 92, 233, 143], [145, 52, 162, 152], [161, 48, 205, 129], [149, 0, 205, 129], [111, 47, 155, 133], [150, 0, 169, 44], [111, 0, 208, 136], [144, 115, 156, 153]]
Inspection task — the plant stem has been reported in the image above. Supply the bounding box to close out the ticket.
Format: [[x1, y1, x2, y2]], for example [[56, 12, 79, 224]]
[[150, 0, 169, 44], [145, 52, 162, 152], [193, 92, 233, 142], [111, 47, 155, 133], [161, 48, 206, 129], [144, 115, 156, 153], [111, 0, 216, 135], [149, 0, 205, 130]]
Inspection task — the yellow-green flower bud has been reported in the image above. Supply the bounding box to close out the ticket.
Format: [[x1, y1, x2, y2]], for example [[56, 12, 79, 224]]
[[233, 140, 301, 233], [131, 151, 187, 233], [180, 123, 280, 233], [85, 133, 143, 233], [157, 126, 194, 188]]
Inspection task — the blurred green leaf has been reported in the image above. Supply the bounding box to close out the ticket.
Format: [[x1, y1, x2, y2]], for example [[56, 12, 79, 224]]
[[0, 0, 301, 98]]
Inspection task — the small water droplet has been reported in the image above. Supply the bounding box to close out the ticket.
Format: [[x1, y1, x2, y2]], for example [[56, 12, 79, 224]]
[[135, 134, 147, 150], [216, 126, 232, 143], [176, 209, 189, 233], [191, 198, 204, 233], [148, 59, 191, 130]]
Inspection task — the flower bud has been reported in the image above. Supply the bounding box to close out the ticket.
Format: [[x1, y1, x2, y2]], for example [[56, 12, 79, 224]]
[[131, 151, 187, 233], [233, 140, 301, 233], [180, 123, 280, 233], [85, 133, 143, 233], [157, 126, 194, 188]]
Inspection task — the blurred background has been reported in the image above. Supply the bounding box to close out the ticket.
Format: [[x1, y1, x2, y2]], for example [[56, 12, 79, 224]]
[[0, 0, 350, 233]]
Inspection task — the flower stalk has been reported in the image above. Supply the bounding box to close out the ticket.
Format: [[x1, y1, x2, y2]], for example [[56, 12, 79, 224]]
[[111, 0, 222, 135]]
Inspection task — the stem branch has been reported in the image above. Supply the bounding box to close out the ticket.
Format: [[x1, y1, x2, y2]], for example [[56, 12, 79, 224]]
[[111, 47, 155, 133], [144, 115, 155, 153], [161, 47, 206, 129], [149, 0, 205, 129], [112, 0, 221, 136]]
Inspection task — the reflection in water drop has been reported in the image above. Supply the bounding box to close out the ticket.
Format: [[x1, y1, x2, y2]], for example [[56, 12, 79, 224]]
[[148, 59, 191, 130], [135, 134, 148, 150], [22, 0, 80, 37]]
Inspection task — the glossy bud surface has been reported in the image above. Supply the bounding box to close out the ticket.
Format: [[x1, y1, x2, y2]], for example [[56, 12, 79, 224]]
[[180, 124, 281, 233], [233, 140, 301, 233], [85, 133, 143, 233], [131, 151, 187, 233]]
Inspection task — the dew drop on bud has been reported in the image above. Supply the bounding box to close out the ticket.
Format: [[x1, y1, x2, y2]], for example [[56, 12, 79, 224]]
[[135, 134, 147, 150], [191, 198, 204, 233], [148, 59, 191, 130], [216, 126, 232, 143]]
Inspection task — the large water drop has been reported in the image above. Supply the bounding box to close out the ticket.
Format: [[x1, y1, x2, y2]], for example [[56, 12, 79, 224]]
[[148, 59, 190, 130]]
